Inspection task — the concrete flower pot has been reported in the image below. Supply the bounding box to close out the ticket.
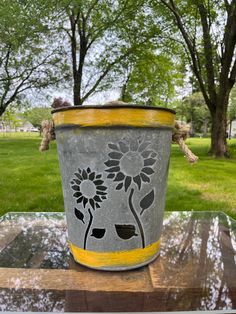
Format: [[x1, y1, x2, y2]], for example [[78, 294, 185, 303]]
[[52, 105, 175, 270]]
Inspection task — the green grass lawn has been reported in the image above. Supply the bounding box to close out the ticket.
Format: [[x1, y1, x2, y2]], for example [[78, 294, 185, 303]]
[[0, 133, 236, 219]]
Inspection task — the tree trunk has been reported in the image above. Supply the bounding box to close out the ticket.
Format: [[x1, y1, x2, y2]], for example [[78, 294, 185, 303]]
[[0, 106, 6, 117], [210, 99, 229, 157], [73, 77, 82, 106]]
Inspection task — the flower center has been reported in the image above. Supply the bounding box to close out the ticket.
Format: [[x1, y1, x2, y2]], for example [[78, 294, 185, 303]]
[[80, 180, 96, 199], [120, 151, 143, 177]]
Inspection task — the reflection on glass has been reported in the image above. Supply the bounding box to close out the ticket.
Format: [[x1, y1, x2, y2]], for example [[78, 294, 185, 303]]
[[160, 211, 236, 310], [0, 211, 235, 312]]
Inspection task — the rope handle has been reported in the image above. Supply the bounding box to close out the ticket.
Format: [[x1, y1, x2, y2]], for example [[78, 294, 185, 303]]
[[172, 121, 199, 164], [39, 120, 55, 152]]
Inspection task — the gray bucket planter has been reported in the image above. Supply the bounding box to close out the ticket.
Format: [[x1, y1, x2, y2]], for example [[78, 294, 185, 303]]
[[52, 105, 175, 270]]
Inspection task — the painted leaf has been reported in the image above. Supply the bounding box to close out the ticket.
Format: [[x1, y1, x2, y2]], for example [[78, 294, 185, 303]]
[[115, 224, 138, 240], [140, 189, 154, 215], [74, 207, 85, 224], [91, 228, 106, 239]]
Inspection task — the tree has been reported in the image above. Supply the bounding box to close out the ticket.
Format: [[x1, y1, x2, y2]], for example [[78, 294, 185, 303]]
[[57, 0, 167, 106], [1, 107, 22, 131], [23, 107, 52, 129], [119, 50, 183, 106], [0, 1, 68, 117], [157, 0, 236, 157], [181, 92, 210, 135]]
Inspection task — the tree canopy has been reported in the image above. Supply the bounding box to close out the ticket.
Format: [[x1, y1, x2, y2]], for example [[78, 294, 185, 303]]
[[0, 0, 68, 116]]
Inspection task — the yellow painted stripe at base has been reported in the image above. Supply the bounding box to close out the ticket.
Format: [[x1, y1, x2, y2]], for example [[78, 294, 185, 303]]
[[53, 108, 175, 128], [69, 239, 160, 269]]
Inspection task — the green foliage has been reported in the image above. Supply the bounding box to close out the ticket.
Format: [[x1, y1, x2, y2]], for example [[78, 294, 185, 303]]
[[23, 107, 52, 128], [0, 0, 69, 116], [1, 108, 22, 131], [173, 92, 211, 134], [120, 51, 183, 105]]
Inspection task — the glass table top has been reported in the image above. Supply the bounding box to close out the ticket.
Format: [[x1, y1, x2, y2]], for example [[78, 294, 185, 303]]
[[0, 211, 235, 313]]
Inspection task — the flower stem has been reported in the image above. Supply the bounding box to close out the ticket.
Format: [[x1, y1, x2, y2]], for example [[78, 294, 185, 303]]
[[128, 188, 145, 248], [84, 208, 93, 250]]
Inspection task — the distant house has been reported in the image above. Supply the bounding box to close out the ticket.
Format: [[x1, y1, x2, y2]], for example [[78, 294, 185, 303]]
[[17, 121, 38, 132], [0, 119, 38, 132], [228, 120, 236, 138]]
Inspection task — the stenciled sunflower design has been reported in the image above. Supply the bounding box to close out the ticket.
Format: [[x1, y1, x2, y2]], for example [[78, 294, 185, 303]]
[[71, 167, 107, 210], [104, 138, 157, 191], [70, 167, 108, 249], [104, 137, 158, 249]]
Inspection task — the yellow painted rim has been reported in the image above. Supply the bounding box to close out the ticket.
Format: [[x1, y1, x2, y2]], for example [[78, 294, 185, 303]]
[[69, 239, 161, 269], [53, 108, 175, 128]]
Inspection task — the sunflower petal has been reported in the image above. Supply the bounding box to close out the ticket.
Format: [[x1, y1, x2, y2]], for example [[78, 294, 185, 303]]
[[119, 141, 129, 153], [73, 192, 82, 197], [105, 166, 120, 173], [101, 196, 106, 199], [89, 198, 95, 210], [107, 173, 115, 179], [138, 142, 151, 152], [89, 172, 95, 180], [73, 179, 81, 185], [77, 168, 82, 174], [96, 174, 102, 179], [130, 139, 138, 151], [82, 169, 88, 179], [142, 167, 154, 175], [114, 172, 125, 181], [125, 176, 132, 192], [108, 143, 119, 151], [96, 185, 107, 191], [133, 175, 141, 190], [116, 182, 123, 190], [104, 160, 120, 167], [83, 197, 88, 207], [140, 173, 150, 183], [96, 203, 101, 209], [75, 173, 83, 180], [76, 196, 83, 203], [141, 150, 152, 158], [94, 195, 102, 202], [71, 185, 80, 191], [151, 152, 157, 158], [87, 167, 91, 173], [97, 191, 107, 195], [108, 152, 123, 159], [94, 180, 104, 186], [144, 158, 156, 166]]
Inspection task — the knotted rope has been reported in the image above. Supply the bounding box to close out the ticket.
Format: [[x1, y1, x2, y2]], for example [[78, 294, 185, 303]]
[[172, 121, 198, 164], [39, 120, 55, 152]]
